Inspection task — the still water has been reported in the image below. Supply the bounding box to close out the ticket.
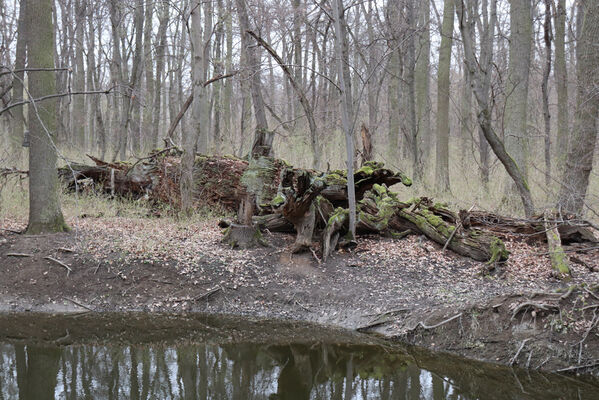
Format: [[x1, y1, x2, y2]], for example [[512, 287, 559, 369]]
[[0, 313, 597, 399]]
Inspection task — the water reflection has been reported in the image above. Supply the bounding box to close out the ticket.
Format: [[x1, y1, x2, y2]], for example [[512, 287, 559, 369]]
[[1, 342, 451, 400], [0, 313, 598, 399]]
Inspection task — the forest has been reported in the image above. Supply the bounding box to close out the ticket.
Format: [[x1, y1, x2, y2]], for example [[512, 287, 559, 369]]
[[1, 0, 599, 391]]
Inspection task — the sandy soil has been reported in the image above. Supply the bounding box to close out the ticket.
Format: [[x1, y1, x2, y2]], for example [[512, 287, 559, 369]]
[[1, 215, 598, 374]]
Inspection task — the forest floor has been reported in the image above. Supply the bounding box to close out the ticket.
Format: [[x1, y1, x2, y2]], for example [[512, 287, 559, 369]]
[[1, 214, 599, 375]]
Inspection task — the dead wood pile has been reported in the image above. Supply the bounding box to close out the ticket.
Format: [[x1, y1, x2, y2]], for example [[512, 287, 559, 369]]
[[58, 149, 598, 271]]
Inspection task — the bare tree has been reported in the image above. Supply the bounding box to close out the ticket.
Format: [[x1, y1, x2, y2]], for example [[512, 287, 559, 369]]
[[26, 0, 68, 233], [557, 0, 599, 215]]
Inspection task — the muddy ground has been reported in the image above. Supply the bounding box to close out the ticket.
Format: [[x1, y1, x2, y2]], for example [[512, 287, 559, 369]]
[[1, 215, 598, 376]]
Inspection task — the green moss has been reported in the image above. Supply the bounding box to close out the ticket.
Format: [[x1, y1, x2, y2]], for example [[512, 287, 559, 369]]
[[390, 230, 411, 239], [271, 194, 286, 207], [26, 215, 70, 234], [356, 165, 374, 175], [488, 238, 509, 264], [240, 156, 277, 204], [399, 173, 412, 186], [549, 240, 570, 277], [328, 207, 349, 226], [324, 170, 347, 185]]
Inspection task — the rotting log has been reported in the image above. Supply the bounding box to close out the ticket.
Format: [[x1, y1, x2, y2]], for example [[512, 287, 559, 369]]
[[56, 150, 598, 264], [544, 210, 570, 278], [319, 184, 508, 263]]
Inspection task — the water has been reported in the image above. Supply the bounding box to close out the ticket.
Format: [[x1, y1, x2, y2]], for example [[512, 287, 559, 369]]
[[0, 313, 597, 399]]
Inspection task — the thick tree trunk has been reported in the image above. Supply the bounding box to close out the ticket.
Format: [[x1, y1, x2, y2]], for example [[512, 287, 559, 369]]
[[457, 0, 535, 217], [26, 0, 68, 234], [181, 0, 204, 216], [557, 0, 599, 215], [503, 0, 532, 200]]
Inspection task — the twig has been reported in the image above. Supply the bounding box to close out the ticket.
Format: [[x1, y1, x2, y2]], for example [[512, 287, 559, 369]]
[[536, 356, 550, 370], [63, 297, 94, 311], [0, 87, 116, 116], [410, 313, 463, 331], [511, 302, 559, 320], [0, 228, 22, 234], [93, 262, 101, 274], [310, 247, 322, 264], [44, 256, 72, 276], [556, 361, 599, 373], [560, 285, 576, 300], [295, 299, 311, 312], [193, 287, 222, 302], [526, 349, 533, 369], [57, 247, 75, 253], [583, 287, 599, 301], [581, 304, 599, 311], [5, 253, 34, 257], [510, 338, 531, 366]]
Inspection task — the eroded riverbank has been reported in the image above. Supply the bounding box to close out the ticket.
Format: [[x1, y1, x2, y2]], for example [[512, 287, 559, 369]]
[[1, 217, 598, 376]]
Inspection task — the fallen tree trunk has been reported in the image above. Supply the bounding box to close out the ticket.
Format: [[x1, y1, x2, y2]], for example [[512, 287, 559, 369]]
[[57, 150, 598, 264]]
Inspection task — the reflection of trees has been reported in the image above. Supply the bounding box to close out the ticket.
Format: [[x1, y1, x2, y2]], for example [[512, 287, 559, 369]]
[[19, 345, 61, 400], [1, 340, 598, 399]]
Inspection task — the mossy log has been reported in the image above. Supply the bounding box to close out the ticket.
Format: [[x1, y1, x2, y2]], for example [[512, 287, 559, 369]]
[[57, 150, 597, 263], [319, 185, 508, 263]]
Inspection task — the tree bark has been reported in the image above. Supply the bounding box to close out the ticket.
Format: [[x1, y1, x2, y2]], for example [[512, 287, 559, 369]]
[[541, 0, 553, 187], [26, 0, 68, 234], [181, 0, 205, 216], [456, 0, 535, 217], [415, 0, 431, 166], [10, 0, 27, 155], [236, 0, 272, 158], [503, 0, 532, 199], [436, 0, 454, 193], [557, 0, 599, 215], [332, 0, 357, 240], [553, 0, 568, 172]]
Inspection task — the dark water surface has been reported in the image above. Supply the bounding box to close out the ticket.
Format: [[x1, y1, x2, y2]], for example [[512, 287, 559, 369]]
[[0, 313, 597, 399]]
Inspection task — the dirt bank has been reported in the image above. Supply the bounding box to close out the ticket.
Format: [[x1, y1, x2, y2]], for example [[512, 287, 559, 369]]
[[1, 215, 598, 375]]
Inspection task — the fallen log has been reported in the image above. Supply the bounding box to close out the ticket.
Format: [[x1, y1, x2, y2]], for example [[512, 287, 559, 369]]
[[56, 151, 598, 265]]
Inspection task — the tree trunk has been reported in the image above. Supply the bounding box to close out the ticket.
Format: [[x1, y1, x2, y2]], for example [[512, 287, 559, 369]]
[[11, 0, 27, 156], [436, 0, 454, 193], [415, 0, 431, 170], [151, 2, 169, 149], [236, 0, 272, 158], [332, 0, 357, 240], [503, 0, 532, 200], [541, 0, 553, 187], [73, 0, 86, 150], [404, 1, 420, 182], [553, 0, 568, 173], [557, 0, 599, 215], [26, 0, 68, 234], [181, 0, 205, 216], [457, 0, 535, 217]]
